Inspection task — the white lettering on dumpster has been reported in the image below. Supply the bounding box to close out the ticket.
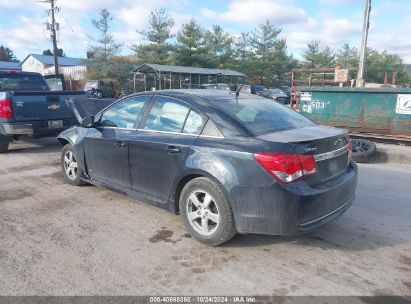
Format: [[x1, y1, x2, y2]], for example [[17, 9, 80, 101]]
[[396, 94, 411, 115]]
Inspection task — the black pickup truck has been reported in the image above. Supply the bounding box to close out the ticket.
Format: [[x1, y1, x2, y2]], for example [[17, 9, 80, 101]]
[[0, 71, 85, 153]]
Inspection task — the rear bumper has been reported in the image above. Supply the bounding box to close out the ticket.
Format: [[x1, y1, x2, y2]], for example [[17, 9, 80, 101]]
[[2, 123, 34, 135], [230, 161, 358, 235], [1, 119, 77, 137]]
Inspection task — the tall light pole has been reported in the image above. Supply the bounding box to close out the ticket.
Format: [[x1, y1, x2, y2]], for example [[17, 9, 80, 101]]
[[357, 0, 371, 87]]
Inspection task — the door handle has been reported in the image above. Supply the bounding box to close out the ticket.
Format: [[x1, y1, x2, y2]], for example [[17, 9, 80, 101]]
[[167, 145, 181, 154], [116, 141, 127, 148]]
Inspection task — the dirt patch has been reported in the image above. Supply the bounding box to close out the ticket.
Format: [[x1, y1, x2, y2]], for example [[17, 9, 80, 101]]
[[192, 267, 206, 274], [399, 255, 411, 266], [42, 170, 64, 181], [149, 229, 177, 243], [6, 162, 58, 173], [0, 189, 33, 203]]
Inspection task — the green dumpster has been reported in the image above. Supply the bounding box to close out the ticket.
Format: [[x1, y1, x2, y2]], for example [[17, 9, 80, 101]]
[[298, 87, 411, 137]]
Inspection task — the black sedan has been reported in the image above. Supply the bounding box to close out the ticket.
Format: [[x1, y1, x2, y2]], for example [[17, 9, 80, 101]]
[[58, 90, 358, 246], [260, 88, 290, 104]]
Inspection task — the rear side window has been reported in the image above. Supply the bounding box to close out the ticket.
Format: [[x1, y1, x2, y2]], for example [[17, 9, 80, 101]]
[[100, 96, 149, 128], [144, 97, 190, 133], [183, 109, 206, 135], [209, 97, 315, 135], [0, 73, 49, 91]]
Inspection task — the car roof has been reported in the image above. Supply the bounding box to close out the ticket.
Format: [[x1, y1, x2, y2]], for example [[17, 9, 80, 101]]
[[149, 89, 250, 102]]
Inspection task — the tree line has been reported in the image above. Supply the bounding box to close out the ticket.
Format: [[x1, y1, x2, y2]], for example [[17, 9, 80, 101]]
[[86, 8, 410, 89]]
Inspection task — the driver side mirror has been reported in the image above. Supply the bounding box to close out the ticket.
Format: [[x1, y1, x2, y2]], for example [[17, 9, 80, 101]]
[[81, 115, 95, 128]]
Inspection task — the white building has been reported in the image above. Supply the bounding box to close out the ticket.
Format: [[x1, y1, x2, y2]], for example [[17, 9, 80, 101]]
[[21, 54, 86, 80]]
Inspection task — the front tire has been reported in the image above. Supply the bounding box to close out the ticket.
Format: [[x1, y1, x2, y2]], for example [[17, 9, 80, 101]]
[[179, 177, 236, 246], [61, 144, 87, 186]]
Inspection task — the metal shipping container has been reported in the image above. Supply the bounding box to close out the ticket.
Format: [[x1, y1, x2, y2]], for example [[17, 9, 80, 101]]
[[298, 87, 411, 138]]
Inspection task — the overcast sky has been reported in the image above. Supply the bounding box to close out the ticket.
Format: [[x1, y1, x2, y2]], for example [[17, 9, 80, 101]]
[[1, 0, 410, 63]]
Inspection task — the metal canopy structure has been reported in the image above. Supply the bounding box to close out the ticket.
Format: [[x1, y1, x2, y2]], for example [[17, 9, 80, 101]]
[[131, 63, 245, 92]]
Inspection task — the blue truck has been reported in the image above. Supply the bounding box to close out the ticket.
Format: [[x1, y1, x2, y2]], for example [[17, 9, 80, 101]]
[[0, 71, 85, 153]]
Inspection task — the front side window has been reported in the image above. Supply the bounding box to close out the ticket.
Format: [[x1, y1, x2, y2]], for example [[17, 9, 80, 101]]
[[100, 96, 149, 128], [144, 97, 190, 133]]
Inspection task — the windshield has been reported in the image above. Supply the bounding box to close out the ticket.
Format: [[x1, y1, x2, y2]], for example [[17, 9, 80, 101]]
[[0, 73, 50, 92], [209, 96, 315, 135]]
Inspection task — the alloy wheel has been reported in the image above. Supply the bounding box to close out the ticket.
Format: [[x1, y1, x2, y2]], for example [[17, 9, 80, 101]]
[[186, 190, 220, 236], [63, 150, 78, 180]]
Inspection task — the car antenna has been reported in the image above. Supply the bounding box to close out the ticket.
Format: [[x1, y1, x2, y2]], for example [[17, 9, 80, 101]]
[[235, 83, 244, 97], [235, 83, 243, 109]]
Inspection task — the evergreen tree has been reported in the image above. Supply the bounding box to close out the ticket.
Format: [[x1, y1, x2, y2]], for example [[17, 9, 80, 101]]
[[302, 40, 335, 68], [175, 19, 206, 67], [204, 25, 233, 68], [365, 49, 410, 85], [132, 8, 175, 64], [336, 43, 358, 68], [0, 45, 18, 62], [42, 48, 65, 57]]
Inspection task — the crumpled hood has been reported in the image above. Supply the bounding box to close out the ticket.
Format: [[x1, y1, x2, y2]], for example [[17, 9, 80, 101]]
[[65, 97, 117, 124]]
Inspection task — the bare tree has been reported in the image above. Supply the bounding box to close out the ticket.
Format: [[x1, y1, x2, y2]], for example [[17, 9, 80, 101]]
[[89, 9, 123, 63]]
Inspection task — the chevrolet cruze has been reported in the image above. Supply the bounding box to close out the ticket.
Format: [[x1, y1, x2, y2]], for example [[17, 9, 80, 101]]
[[58, 90, 358, 245]]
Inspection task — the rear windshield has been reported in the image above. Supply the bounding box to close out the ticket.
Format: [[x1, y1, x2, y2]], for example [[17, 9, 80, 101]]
[[0, 73, 49, 91], [210, 96, 315, 135]]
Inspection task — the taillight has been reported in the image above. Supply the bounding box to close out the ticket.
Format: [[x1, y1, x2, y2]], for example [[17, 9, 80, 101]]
[[347, 139, 352, 159], [254, 153, 317, 183], [0, 98, 13, 119]]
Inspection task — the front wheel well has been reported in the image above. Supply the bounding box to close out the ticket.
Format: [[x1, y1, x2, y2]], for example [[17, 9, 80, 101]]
[[57, 138, 70, 146], [174, 174, 203, 214]]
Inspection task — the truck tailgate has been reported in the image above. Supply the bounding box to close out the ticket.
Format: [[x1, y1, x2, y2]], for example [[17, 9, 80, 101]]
[[10, 91, 84, 122]]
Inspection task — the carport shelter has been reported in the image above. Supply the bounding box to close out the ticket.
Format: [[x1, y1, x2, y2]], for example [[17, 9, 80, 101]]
[[131, 63, 245, 92]]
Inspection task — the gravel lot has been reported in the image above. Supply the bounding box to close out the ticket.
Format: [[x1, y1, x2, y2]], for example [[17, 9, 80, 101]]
[[0, 137, 410, 296]]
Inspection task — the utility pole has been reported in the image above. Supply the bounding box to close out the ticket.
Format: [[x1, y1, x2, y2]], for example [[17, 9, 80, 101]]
[[357, 0, 371, 87], [40, 0, 60, 74]]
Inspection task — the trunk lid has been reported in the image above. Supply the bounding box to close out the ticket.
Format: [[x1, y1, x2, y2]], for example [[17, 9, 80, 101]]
[[257, 125, 350, 183]]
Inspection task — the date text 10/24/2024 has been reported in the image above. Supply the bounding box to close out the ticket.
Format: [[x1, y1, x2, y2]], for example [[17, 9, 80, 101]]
[[149, 296, 257, 303]]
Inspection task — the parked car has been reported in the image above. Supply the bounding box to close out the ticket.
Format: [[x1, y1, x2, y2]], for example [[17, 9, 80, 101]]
[[260, 88, 290, 104], [251, 85, 267, 95], [279, 85, 291, 97], [200, 83, 231, 91], [237, 84, 251, 94], [58, 90, 358, 246], [0, 71, 85, 153]]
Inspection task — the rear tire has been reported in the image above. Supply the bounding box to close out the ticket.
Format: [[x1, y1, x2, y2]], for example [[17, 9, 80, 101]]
[[0, 134, 10, 153], [61, 144, 87, 186], [179, 177, 236, 246]]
